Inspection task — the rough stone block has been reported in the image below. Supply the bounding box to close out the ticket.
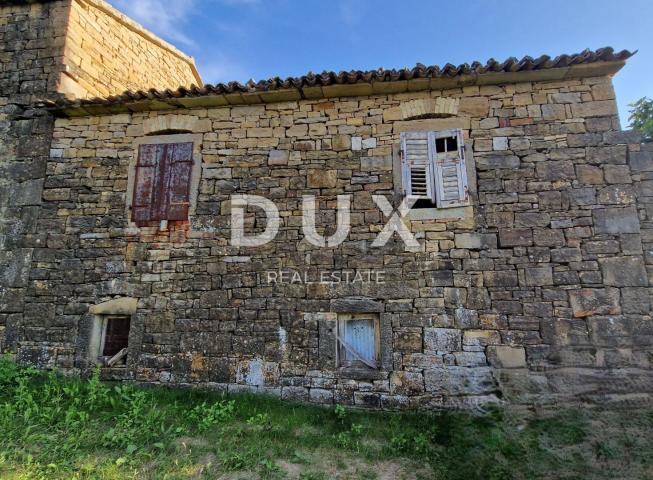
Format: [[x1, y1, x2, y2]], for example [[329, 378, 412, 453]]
[[522, 266, 553, 286], [483, 270, 518, 287], [268, 150, 289, 165], [331, 134, 351, 151], [621, 287, 651, 314], [487, 346, 526, 368], [389, 371, 425, 395], [569, 288, 621, 318], [600, 256, 648, 286], [424, 328, 461, 353], [550, 248, 582, 263], [575, 164, 604, 185], [571, 100, 617, 118], [629, 151, 653, 172], [454, 233, 497, 249], [592, 206, 640, 234], [499, 228, 533, 247], [454, 351, 487, 367], [475, 154, 520, 170], [587, 145, 627, 165], [603, 165, 632, 184], [361, 155, 392, 171], [536, 160, 574, 181], [307, 169, 337, 188], [424, 366, 497, 395]]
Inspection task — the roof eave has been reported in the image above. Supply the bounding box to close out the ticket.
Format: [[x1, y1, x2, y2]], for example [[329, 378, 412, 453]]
[[49, 59, 628, 118]]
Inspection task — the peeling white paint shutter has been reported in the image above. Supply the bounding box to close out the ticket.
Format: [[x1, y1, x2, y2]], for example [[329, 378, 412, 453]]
[[400, 131, 436, 202], [432, 129, 469, 208], [343, 319, 375, 364]]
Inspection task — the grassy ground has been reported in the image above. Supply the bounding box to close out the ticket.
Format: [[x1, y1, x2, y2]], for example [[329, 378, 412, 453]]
[[0, 359, 651, 480]]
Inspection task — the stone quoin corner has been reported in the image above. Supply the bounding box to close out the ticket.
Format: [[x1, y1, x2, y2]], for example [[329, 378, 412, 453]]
[[1, 0, 652, 411]]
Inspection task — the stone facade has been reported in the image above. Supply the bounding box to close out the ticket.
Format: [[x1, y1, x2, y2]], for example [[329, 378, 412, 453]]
[[0, 0, 200, 361], [1, 1, 651, 410], [14, 74, 652, 409], [61, 0, 201, 98]]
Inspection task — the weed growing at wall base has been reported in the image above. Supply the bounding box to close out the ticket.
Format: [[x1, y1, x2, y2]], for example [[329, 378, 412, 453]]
[[0, 358, 652, 479]]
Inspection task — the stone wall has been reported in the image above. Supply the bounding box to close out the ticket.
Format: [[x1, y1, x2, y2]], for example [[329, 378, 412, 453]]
[[0, 0, 69, 354], [61, 0, 201, 99], [0, 0, 201, 355], [19, 74, 652, 408]]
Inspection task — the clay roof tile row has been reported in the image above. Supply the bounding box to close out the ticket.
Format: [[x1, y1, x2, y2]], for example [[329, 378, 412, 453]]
[[47, 47, 634, 110]]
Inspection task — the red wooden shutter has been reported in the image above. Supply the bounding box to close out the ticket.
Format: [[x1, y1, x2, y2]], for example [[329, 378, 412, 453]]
[[132, 142, 193, 226], [132, 144, 163, 226], [165, 142, 193, 221]]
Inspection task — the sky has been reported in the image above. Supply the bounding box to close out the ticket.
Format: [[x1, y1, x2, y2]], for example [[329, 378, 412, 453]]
[[109, 0, 653, 127]]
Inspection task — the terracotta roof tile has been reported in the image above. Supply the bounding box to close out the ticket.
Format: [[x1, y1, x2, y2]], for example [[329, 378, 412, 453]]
[[46, 47, 634, 112]]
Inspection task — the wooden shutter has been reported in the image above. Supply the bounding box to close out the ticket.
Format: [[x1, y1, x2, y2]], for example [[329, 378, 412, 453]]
[[132, 142, 193, 226], [432, 129, 469, 208], [132, 144, 163, 226], [400, 132, 436, 202], [165, 142, 193, 221]]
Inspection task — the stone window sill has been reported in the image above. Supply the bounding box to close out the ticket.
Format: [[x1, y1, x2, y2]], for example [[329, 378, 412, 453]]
[[407, 205, 473, 221], [336, 367, 385, 381]]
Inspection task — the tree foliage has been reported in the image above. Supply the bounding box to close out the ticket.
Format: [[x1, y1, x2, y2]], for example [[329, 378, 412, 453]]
[[628, 97, 653, 142]]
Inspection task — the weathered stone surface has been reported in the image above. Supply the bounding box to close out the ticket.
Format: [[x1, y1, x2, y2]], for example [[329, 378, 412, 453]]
[[2, 10, 651, 411], [575, 164, 604, 184], [621, 288, 651, 314], [587, 145, 627, 165], [536, 161, 574, 181], [331, 134, 351, 151], [522, 267, 553, 286], [600, 257, 648, 286], [389, 371, 425, 395], [569, 288, 621, 318], [330, 297, 383, 313], [361, 156, 392, 171], [424, 328, 461, 353], [307, 169, 337, 188], [592, 206, 640, 234], [487, 346, 526, 368], [88, 297, 138, 315], [454, 233, 497, 249], [268, 150, 289, 165], [483, 271, 518, 287], [424, 366, 497, 395], [499, 229, 533, 247]]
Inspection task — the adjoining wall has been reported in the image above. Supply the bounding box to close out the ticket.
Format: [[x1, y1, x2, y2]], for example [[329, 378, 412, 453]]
[[24, 74, 653, 408], [61, 0, 202, 99], [0, 0, 202, 355], [0, 0, 70, 354]]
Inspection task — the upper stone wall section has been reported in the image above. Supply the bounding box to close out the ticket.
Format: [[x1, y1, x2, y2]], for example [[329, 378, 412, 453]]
[[59, 0, 202, 99], [0, 0, 69, 104]]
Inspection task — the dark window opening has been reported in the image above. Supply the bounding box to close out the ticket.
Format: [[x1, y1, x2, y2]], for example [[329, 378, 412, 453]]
[[412, 198, 437, 209], [435, 136, 458, 153], [102, 316, 131, 357]]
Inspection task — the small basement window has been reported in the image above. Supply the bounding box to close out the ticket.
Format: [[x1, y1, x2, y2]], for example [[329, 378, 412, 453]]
[[336, 313, 380, 369], [98, 316, 131, 365]]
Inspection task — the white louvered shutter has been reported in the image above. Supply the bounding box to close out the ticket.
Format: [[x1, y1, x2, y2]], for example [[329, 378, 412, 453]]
[[432, 129, 469, 208], [400, 131, 436, 202]]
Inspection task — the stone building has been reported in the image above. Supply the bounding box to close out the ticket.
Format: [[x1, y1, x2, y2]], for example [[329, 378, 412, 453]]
[[1, 0, 652, 409]]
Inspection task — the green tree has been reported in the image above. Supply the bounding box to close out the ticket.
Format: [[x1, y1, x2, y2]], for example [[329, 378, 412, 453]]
[[628, 97, 653, 142]]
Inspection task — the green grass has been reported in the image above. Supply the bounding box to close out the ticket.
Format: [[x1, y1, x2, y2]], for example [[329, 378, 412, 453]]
[[0, 358, 651, 479]]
